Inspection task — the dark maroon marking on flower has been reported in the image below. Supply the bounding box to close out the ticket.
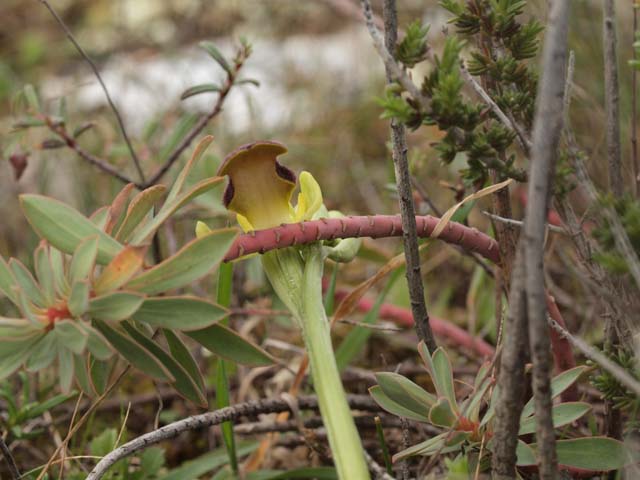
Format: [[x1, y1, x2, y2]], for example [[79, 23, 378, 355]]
[[275, 161, 296, 184], [223, 180, 235, 208]]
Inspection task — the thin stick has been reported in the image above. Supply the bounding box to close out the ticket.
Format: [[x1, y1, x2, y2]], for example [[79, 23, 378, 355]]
[[523, 0, 571, 475], [634, 2, 640, 196], [86, 395, 379, 480], [603, 0, 624, 197], [481, 210, 566, 234], [379, 0, 437, 351], [39, 0, 145, 183], [0, 435, 20, 480]]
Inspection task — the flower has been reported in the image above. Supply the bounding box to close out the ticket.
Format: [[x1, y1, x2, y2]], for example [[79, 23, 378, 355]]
[[217, 141, 323, 231]]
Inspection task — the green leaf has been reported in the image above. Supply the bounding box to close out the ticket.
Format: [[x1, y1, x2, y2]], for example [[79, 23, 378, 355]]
[[54, 320, 88, 354], [554, 437, 628, 471], [73, 354, 93, 395], [200, 41, 233, 74], [94, 245, 147, 294], [90, 206, 111, 229], [88, 291, 145, 321], [89, 357, 112, 395], [375, 372, 435, 416], [515, 440, 536, 466], [0, 255, 19, 305], [163, 330, 205, 392], [181, 84, 222, 100], [115, 185, 167, 243], [94, 320, 173, 381], [132, 296, 228, 330], [428, 397, 457, 427], [393, 431, 468, 462], [25, 333, 57, 371], [49, 247, 68, 296], [131, 177, 224, 244], [58, 347, 74, 393], [159, 441, 258, 480], [236, 78, 260, 88], [140, 448, 166, 475], [69, 236, 99, 284], [10, 259, 45, 307], [34, 244, 55, 305], [126, 228, 238, 295], [186, 323, 274, 366], [521, 366, 587, 418], [0, 335, 42, 380], [25, 391, 77, 419], [121, 322, 207, 406], [368, 385, 430, 423], [518, 402, 591, 436], [431, 347, 458, 412], [68, 280, 90, 317], [85, 325, 115, 361], [90, 428, 117, 457], [20, 194, 123, 265]]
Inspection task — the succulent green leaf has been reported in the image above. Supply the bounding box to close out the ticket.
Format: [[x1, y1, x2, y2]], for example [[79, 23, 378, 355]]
[[428, 397, 457, 428], [186, 323, 274, 366], [163, 329, 205, 392], [519, 402, 591, 436], [14, 286, 40, 325], [94, 245, 147, 294], [89, 357, 112, 395], [20, 194, 124, 264], [375, 372, 435, 416], [58, 347, 74, 393], [54, 320, 88, 354], [48, 247, 67, 297], [132, 296, 228, 330], [68, 280, 90, 317], [392, 431, 468, 462], [115, 185, 167, 242], [0, 334, 43, 380], [515, 440, 536, 466], [554, 437, 628, 471], [131, 177, 224, 244], [25, 333, 57, 372], [73, 354, 92, 395], [94, 320, 173, 381], [368, 385, 430, 423], [90, 206, 110, 229], [126, 228, 238, 295], [0, 255, 19, 306], [69, 236, 99, 284], [431, 347, 458, 412], [10, 259, 45, 307], [121, 322, 207, 406], [88, 291, 145, 322], [85, 325, 115, 361], [34, 244, 55, 305], [521, 366, 587, 418]]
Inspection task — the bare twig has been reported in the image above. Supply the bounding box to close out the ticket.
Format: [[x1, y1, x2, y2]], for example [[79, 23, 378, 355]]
[[548, 317, 640, 397], [603, 0, 624, 197], [363, 450, 396, 480], [492, 245, 529, 479], [378, 0, 437, 351], [0, 434, 20, 480], [634, 4, 640, 196], [460, 63, 532, 152], [481, 210, 566, 234], [86, 395, 379, 480], [39, 0, 145, 183], [43, 115, 139, 186], [523, 0, 571, 476]]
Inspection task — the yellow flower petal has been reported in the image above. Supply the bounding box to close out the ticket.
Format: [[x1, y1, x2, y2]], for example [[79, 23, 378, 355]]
[[218, 141, 296, 231], [235, 213, 254, 233], [195, 221, 212, 238], [294, 171, 323, 222]]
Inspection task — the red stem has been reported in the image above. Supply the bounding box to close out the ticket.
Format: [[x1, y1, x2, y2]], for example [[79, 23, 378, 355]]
[[225, 215, 500, 263], [333, 289, 495, 358], [225, 214, 575, 379], [546, 293, 579, 401]]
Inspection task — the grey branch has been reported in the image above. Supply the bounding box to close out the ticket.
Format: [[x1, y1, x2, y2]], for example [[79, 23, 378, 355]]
[[523, 0, 572, 476], [39, 0, 145, 183], [603, 0, 624, 197], [86, 395, 379, 480], [547, 317, 640, 398]]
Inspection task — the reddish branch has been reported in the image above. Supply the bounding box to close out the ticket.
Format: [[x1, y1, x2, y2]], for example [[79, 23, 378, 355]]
[[224, 215, 500, 263], [333, 289, 495, 358], [225, 214, 576, 385]]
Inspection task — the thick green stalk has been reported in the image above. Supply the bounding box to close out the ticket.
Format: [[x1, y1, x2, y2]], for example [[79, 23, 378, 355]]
[[300, 247, 370, 480]]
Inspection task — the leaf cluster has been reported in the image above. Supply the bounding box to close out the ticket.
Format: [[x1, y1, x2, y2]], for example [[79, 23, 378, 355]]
[[593, 195, 640, 274]]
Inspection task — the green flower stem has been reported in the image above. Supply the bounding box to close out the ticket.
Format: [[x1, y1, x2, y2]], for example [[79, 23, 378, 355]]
[[300, 247, 370, 480]]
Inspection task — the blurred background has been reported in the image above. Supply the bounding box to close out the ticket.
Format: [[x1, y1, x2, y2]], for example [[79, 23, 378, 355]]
[[2, 0, 639, 351]]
